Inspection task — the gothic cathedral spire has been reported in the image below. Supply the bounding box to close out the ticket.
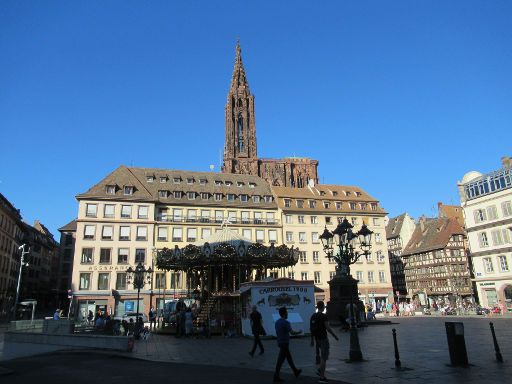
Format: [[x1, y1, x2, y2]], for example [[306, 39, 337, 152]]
[[223, 41, 258, 175]]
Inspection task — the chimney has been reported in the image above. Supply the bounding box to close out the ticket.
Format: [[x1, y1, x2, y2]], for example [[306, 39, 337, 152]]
[[501, 156, 512, 168], [419, 215, 426, 232]]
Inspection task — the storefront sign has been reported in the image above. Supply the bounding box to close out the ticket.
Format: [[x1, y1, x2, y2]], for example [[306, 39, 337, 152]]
[[480, 282, 496, 286]]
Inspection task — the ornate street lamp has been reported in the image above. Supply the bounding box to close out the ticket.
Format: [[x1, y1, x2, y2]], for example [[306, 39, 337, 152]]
[[320, 218, 373, 362], [126, 262, 153, 320]]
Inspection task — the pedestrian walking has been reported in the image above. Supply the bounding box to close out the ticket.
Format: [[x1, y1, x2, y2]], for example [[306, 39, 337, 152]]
[[310, 301, 338, 383], [273, 307, 302, 382], [249, 305, 265, 357], [149, 307, 157, 330]]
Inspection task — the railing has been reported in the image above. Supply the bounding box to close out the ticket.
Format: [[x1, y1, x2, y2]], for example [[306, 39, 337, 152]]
[[156, 216, 279, 225]]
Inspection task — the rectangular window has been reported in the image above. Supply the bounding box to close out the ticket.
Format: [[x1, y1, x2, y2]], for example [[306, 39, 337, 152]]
[[84, 225, 95, 240], [335, 202, 342, 209], [201, 210, 211, 222], [502, 201, 512, 217], [379, 270, 386, 283], [106, 185, 116, 195], [373, 218, 379, 226], [187, 228, 197, 242], [172, 227, 183, 242], [201, 192, 209, 200], [299, 251, 307, 263], [214, 193, 222, 201], [297, 200, 304, 208], [356, 271, 364, 283], [173, 177, 181, 184], [215, 210, 224, 223], [375, 233, 382, 243], [479, 232, 489, 247], [201, 228, 211, 240], [285, 215, 293, 224], [503, 228, 511, 244], [187, 191, 196, 200], [240, 194, 248, 202], [253, 195, 260, 203], [288, 271, 295, 280], [377, 250, 385, 263], [138, 206, 149, 219], [173, 209, 183, 222], [299, 232, 306, 243], [301, 272, 308, 280], [121, 205, 131, 218], [312, 232, 319, 243], [268, 230, 277, 243], [483, 257, 494, 273], [474, 209, 487, 223], [284, 199, 291, 208], [242, 229, 252, 240], [146, 176, 154, 183], [174, 191, 182, 199], [227, 194, 235, 201], [159, 190, 168, 198], [368, 271, 374, 283], [157, 227, 168, 241], [228, 211, 237, 223], [239, 211, 249, 224], [158, 208, 168, 221], [498, 255, 509, 272], [491, 229, 504, 246], [86, 204, 97, 217], [79, 273, 91, 290], [98, 273, 110, 290], [124, 186, 134, 195], [309, 200, 316, 208], [118, 248, 129, 264], [254, 212, 262, 224], [298, 215, 305, 224], [286, 231, 293, 243], [119, 226, 130, 241], [187, 210, 197, 222], [309, 216, 317, 224], [99, 248, 111, 264], [116, 273, 127, 290], [81, 248, 93, 264], [136, 226, 148, 241], [155, 273, 166, 289], [366, 252, 373, 262], [256, 230, 264, 243], [266, 212, 275, 224], [135, 249, 146, 263], [170, 272, 181, 289], [313, 251, 319, 263], [329, 271, 336, 280], [314, 271, 321, 284], [102, 226, 113, 240], [487, 205, 498, 220], [349, 202, 356, 210]]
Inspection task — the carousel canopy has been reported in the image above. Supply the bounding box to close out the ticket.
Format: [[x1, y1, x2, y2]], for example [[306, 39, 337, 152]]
[[156, 227, 299, 271]]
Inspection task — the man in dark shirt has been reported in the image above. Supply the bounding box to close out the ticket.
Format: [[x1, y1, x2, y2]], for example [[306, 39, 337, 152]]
[[273, 307, 302, 382], [310, 301, 338, 383], [249, 305, 265, 356]]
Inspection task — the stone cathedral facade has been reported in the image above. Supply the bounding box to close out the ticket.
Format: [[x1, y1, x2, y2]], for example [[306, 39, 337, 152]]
[[222, 42, 319, 188]]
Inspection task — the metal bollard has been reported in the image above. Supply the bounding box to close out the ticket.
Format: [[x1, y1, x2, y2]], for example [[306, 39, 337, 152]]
[[392, 328, 401, 368], [489, 322, 503, 363]]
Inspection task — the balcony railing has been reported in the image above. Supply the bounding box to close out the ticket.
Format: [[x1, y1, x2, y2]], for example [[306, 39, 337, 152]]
[[156, 216, 280, 225]]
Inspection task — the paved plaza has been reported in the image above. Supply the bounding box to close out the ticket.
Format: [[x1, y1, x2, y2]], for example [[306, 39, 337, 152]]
[[1, 316, 511, 383]]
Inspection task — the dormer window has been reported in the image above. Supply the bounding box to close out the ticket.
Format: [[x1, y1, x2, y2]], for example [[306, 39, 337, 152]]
[[360, 203, 367, 210], [187, 191, 196, 200], [225, 181, 233, 187], [297, 200, 304, 208], [309, 200, 316, 208], [214, 193, 222, 201], [173, 191, 182, 199], [199, 179, 207, 185], [335, 202, 342, 209], [187, 178, 194, 184], [320, 191, 326, 196], [264, 195, 273, 203], [345, 191, 351, 196], [173, 177, 181, 184], [106, 185, 116, 195], [350, 202, 356, 210], [124, 186, 134, 196], [253, 195, 261, 203], [249, 183, 256, 188], [284, 199, 291, 208], [146, 176, 155, 183], [356, 191, 362, 197], [215, 180, 222, 186], [371, 203, 377, 211], [240, 194, 248, 202], [332, 191, 338, 196], [158, 190, 168, 198], [160, 177, 167, 183], [227, 194, 236, 201], [237, 182, 244, 187], [323, 201, 330, 209], [201, 192, 209, 200]]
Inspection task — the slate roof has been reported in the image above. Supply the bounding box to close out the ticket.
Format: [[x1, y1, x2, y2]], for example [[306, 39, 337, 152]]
[[76, 165, 278, 209], [58, 219, 77, 232], [386, 213, 407, 239], [402, 217, 465, 256]]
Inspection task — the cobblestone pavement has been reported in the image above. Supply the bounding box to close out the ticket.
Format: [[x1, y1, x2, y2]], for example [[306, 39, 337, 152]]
[[132, 316, 511, 384], [1, 316, 510, 383]]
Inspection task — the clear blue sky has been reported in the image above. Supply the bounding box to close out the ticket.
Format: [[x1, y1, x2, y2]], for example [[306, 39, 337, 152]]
[[1, 1, 511, 236]]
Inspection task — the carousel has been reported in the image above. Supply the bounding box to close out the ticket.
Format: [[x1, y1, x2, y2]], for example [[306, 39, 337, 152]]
[[156, 225, 299, 334]]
